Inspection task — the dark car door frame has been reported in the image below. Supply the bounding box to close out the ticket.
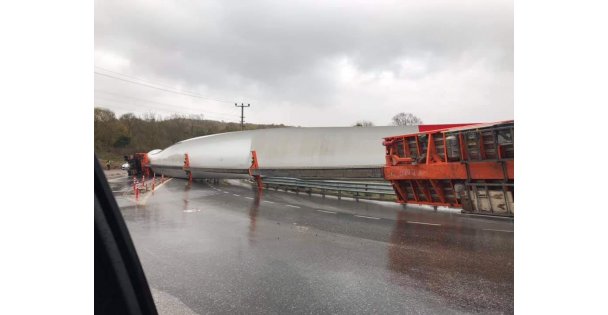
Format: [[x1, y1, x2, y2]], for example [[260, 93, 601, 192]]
[[94, 156, 158, 315]]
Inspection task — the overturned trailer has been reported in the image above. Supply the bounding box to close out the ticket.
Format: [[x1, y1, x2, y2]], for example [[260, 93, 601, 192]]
[[382, 121, 514, 216], [146, 122, 513, 216]]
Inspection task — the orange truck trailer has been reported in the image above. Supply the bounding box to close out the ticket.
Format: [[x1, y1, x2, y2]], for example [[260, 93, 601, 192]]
[[382, 121, 514, 216], [124, 153, 151, 178]]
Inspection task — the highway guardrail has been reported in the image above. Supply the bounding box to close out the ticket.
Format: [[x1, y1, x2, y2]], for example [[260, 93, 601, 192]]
[[258, 177, 396, 201]]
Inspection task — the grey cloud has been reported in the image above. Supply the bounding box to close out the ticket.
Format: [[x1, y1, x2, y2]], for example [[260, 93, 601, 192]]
[[95, 0, 513, 125]]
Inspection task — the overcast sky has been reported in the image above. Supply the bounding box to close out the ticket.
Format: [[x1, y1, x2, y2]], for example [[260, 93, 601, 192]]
[[94, 0, 513, 127]]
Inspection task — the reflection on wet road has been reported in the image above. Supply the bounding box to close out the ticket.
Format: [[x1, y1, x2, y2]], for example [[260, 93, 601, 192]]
[[114, 178, 513, 314]]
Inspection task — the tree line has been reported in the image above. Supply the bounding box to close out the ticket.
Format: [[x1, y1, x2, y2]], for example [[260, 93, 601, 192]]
[[94, 107, 287, 161], [353, 112, 423, 127]]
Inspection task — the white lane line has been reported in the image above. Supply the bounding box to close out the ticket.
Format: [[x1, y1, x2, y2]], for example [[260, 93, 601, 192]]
[[286, 204, 301, 209], [316, 209, 337, 214], [483, 229, 514, 233], [233, 194, 240, 197], [138, 178, 173, 205], [354, 215, 381, 220], [108, 176, 129, 182], [263, 201, 275, 204], [244, 197, 254, 200], [223, 191, 229, 194], [407, 221, 441, 226]]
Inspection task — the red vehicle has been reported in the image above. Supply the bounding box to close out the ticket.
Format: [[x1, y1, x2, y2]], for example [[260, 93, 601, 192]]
[[124, 153, 151, 177]]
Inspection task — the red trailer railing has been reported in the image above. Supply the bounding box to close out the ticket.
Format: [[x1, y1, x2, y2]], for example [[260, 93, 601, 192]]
[[382, 121, 514, 216]]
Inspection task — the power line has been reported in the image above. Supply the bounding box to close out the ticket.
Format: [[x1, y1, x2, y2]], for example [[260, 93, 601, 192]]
[[94, 90, 239, 118], [94, 71, 233, 103], [94, 68, 263, 124], [95, 66, 262, 104], [95, 67, 192, 91]]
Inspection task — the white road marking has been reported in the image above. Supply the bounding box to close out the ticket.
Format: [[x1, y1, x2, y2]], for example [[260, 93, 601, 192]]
[[108, 176, 129, 182], [286, 204, 301, 209], [316, 209, 337, 214], [244, 197, 254, 200], [407, 221, 441, 226], [354, 215, 381, 220], [233, 194, 240, 197], [263, 201, 275, 204], [223, 191, 229, 194], [483, 229, 513, 233], [138, 178, 173, 205]]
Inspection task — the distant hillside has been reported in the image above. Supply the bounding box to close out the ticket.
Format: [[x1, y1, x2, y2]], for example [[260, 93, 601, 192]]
[[94, 107, 288, 163]]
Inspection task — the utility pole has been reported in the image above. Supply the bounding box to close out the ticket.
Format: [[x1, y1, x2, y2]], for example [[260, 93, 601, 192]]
[[235, 103, 250, 131]]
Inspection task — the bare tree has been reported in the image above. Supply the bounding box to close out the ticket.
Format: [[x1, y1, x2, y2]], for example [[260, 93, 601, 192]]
[[141, 111, 158, 122], [353, 120, 374, 127], [391, 112, 423, 126], [94, 107, 116, 123]]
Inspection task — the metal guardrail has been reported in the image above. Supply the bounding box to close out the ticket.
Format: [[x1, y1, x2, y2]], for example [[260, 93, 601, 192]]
[[252, 167, 385, 179], [259, 177, 396, 201]]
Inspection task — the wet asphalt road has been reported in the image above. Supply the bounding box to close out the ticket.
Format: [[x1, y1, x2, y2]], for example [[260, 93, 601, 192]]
[[112, 177, 514, 314]]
